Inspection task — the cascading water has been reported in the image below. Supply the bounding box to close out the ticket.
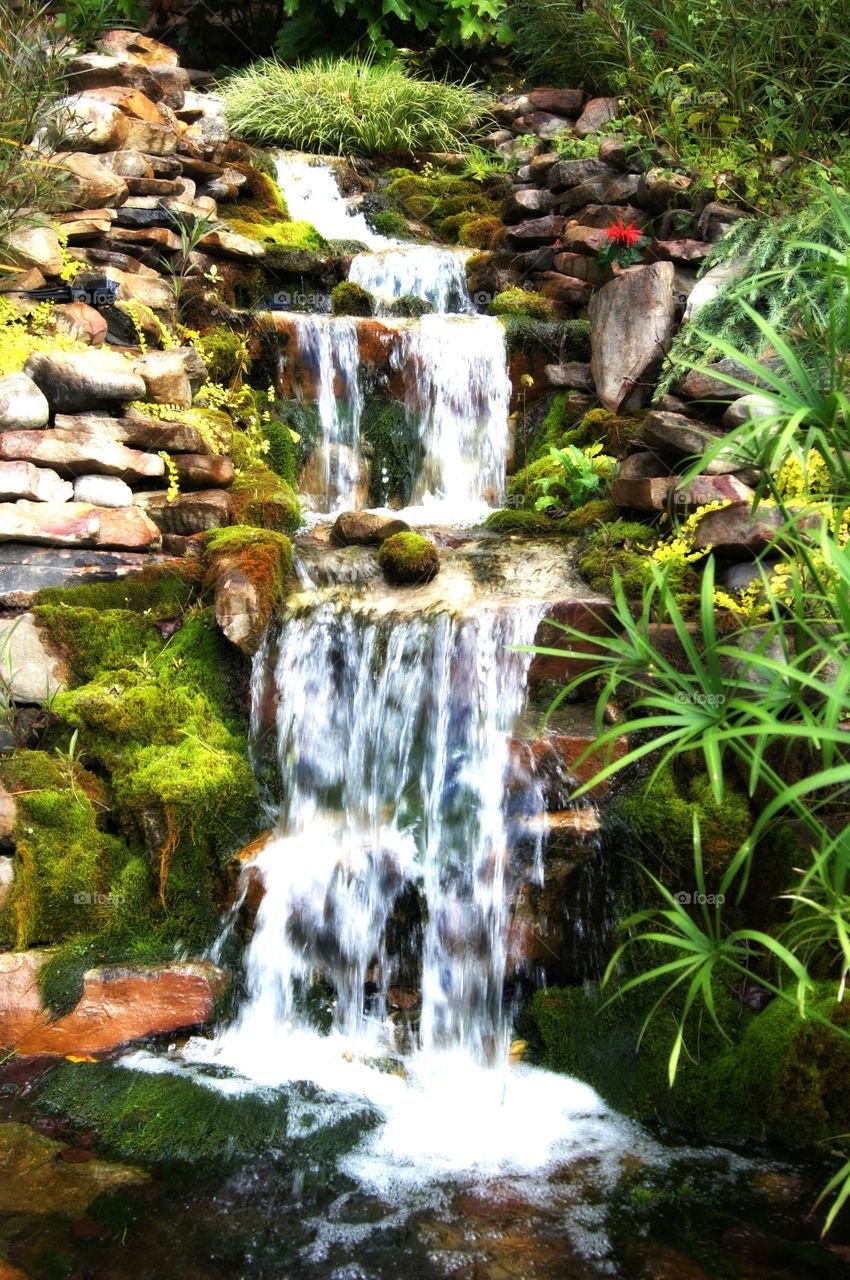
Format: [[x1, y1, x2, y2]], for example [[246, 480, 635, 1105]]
[[394, 314, 511, 512], [289, 314, 365, 513], [272, 153, 510, 519]]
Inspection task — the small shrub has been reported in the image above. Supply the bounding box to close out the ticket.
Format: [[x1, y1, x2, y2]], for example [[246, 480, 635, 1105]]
[[221, 58, 487, 156]]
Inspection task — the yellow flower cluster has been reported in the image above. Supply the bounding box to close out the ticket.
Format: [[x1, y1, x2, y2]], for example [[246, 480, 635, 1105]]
[[157, 451, 180, 502], [650, 503, 727, 568], [0, 298, 82, 377], [776, 450, 831, 500]]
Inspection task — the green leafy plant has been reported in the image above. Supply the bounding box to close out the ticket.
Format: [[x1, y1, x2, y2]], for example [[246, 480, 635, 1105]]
[[532, 441, 615, 511], [220, 57, 487, 156]]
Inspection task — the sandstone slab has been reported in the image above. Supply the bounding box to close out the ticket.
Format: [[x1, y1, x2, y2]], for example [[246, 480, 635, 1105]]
[[134, 488, 233, 534], [24, 350, 146, 412], [73, 474, 134, 506], [6, 223, 63, 276], [56, 410, 214, 455], [132, 346, 207, 408], [0, 372, 49, 431], [51, 150, 130, 209], [65, 53, 165, 99], [0, 502, 161, 550], [0, 461, 73, 503], [0, 428, 165, 482]]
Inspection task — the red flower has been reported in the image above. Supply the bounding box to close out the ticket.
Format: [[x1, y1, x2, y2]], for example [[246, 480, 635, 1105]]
[[606, 218, 642, 246]]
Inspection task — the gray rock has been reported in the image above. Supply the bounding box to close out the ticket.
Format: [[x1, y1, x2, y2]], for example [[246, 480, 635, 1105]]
[[0, 373, 49, 431], [0, 545, 180, 608], [547, 158, 613, 193], [73, 475, 134, 507], [616, 451, 669, 480], [673, 357, 776, 402], [24, 350, 147, 413], [502, 188, 556, 224], [574, 96, 619, 137], [132, 346, 207, 408], [722, 393, 778, 428], [505, 215, 565, 249], [589, 262, 676, 412], [0, 612, 68, 704], [544, 363, 594, 390], [683, 256, 749, 322], [56, 411, 216, 456], [557, 173, 641, 212], [697, 201, 749, 242], [0, 858, 14, 909], [640, 410, 745, 472]]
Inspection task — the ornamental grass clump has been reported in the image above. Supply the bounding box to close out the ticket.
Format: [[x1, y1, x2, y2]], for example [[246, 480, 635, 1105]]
[[219, 57, 486, 156]]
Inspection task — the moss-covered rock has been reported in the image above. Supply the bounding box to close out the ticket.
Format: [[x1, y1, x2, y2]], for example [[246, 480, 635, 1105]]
[[197, 324, 249, 385], [226, 214, 327, 255], [459, 216, 504, 249], [577, 518, 659, 596], [386, 295, 434, 318], [377, 532, 439, 585], [483, 500, 619, 536], [529, 980, 850, 1148], [384, 168, 493, 240], [330, 281, 374, 316], [204, 526, 293, 656], [0, 751, 138, 950], [490, 287, 555, 320], [229, 452, 301, 534], [501, 315, 591, 361], [367, 210, 413, 240]]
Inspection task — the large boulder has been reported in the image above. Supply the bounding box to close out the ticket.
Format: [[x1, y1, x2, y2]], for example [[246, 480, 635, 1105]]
[[134, 488, 234, 534], [50, 94, 131, 151], [6, 223, 63, 276], [24, 349, 146, 412], [51, 151, 130, 209], [331, 511, 411, 546], [0, 951, 227, 1057], [0, 428, 165, 482], [0, 461, 72, 503], [0, 501, 162, 549], [0, 372, 49, 431], [132, 347, 207, 408], [588, 262, 676, 412], [56, 410, 215, 455], [0, 612, 68, 703]]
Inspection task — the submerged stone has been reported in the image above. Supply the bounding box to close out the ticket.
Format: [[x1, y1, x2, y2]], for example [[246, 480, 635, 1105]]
[[0, 1122, 149, 1217]]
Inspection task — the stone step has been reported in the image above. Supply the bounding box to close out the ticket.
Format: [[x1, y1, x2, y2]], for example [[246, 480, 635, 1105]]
[[0, 501, 161, 550], [0, 545, 183, 608]]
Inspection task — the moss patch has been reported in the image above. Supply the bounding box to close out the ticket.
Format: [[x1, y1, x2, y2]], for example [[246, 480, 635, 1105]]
[[330, 281, 374, 316], [459, 216, 504, 249], [490, 287, 554, 320], [377, 531, 439, 585], [483, 500, 619, 536], [360, 397, 421, 508], [577, 518, 660, 596], [367, 210, 413, 239], [384, 168, 493, 240], [501, 315, 591, 361]]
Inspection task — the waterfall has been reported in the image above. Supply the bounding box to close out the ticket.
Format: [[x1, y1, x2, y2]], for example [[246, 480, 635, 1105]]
[[274, 152, 387, 246], [395, 314, 511, 513], [213, 599, 544, 1071], [289, 314, 365, 513], [349, 247, 474, 314]]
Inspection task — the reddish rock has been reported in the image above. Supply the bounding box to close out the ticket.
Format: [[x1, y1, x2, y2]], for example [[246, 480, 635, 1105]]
[[649, 238, 713, 263], [575, 96, 619, 137], [512, 111, 573, 141], [0, 952, 227, 1057], [558, 224, 609, 255], [572, 202, 648, 229], [65, 54, 165, 100], [532, 271, 591, 305], [83, 86, 167, 124], [616, 451, 669, 480], [691, 501, 803, 554], [48, 302, 108, 347], [528, 600, 613, 685], [56, 412, 214, 455], [528, 152, 559, 184], [171, 452, 234, 490], [331, 511, 411, 546], [134, 488, 234, 534], [0, 428, 165, 482], [96, 29, 180, 66], [613, 473, 754, 512], [0, 460, 72, 503], [527, 87, 586, 116], [0, 501, 161, 549]]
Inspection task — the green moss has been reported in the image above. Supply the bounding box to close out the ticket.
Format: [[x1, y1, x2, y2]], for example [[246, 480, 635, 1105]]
[[385, 170, 493, 238], [263, 416, 298, 486], [330, 281, 374, 316], [37, 912, 176, 1019], [197, 325, 249, 385], [36, 566, 197, 617], [614, 763, 752, 879], [577, 518, 660, 596], [218, 164, 289, 220], [360, 397, 420, 507], [227, 215, 327, 254], [204, 526, 292, 634], [501, 315, 592, 360], [386, 295, 434, 318], [367, 210, 413, 239], [483, 500, 619, 536], [231, 465, 301, 533], [377, 531, 439, 585], [36, 1064, 290, 1165], [530, 979, 850, 1148], [490, 287, 554, 320], [34, 607, 163, 686], [0, 751, 138, 950], [458, 216, 504, 249]]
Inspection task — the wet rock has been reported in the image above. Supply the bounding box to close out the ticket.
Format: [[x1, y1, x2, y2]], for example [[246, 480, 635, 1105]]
[[0, 428, 165, 482], [575, 95, 619, 137], [0, 461, 72, 503], [544, 363, 594, 390], [558, 172, 641, 212], [6, 223, 63, 276], [0, 545, 180, 607], [171, 452, 234, 489], [547, 158, 613, 193], [0, 373, 49, 431], [505, 214, 565, 249], [134, 488, 234, 534], [132, 346, 207, 408], [588, 262, 676, 412], [0, 1122, 149, 1217], [502, 188, 556, 224], [51, 151, 129, 209], [528, 601, 613, 685], [331, 511, 411, 546], [208, 530, 292, 655], [527, 87, 586, 115], [73, 474, 134, 507], [0, 612, 69, 703], [24, 350, 146, 412], [0, 951, 228, 1057], [0, 501, 162, 550]]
